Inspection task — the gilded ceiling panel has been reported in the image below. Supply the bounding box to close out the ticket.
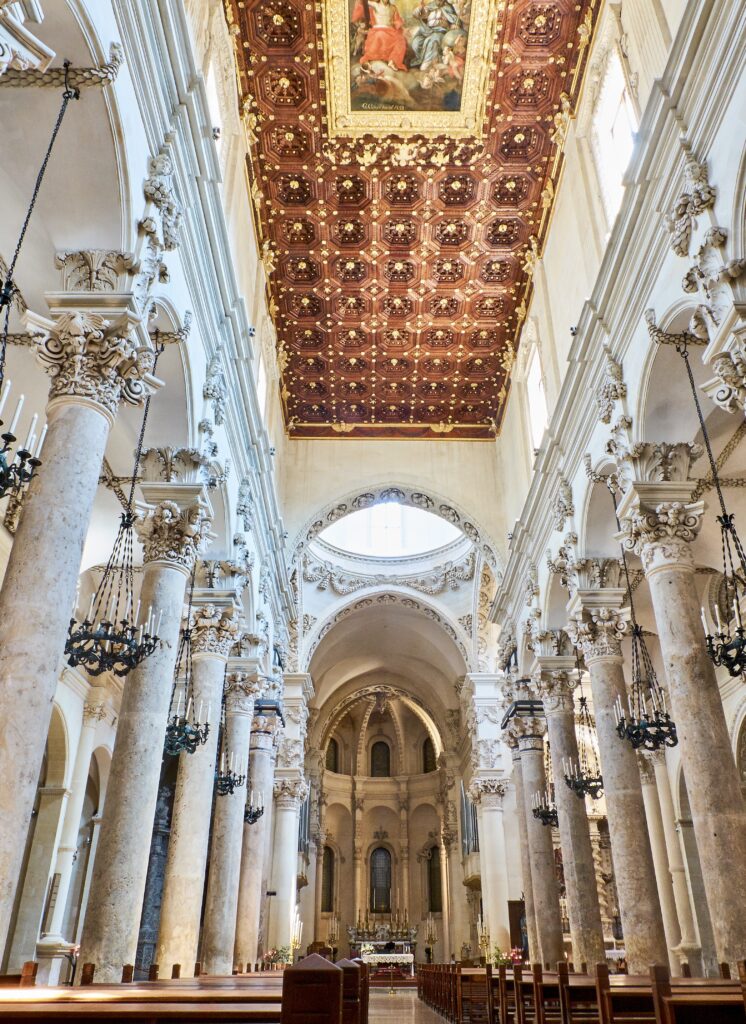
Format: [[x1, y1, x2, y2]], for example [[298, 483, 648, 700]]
[[224, 0, 599, 438]]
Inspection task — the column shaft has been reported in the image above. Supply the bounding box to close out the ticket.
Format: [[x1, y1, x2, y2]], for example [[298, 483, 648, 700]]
[[268, 787, 302, 950], [156, 651, 226, 975], [644, 558, 746, 964], [78, 557, 189, 980], [511, 751, 539, 963], [0, 400, 111, 946], [639, 758, 681, 974], [474, 784, 511, 951], [544, 706, 605, 968], [652, 757, 701, 973], [583, 653, 668, 971], [201, 686, 257, 974], [234, 734, 275, 966], [517, 735, 564, 968]]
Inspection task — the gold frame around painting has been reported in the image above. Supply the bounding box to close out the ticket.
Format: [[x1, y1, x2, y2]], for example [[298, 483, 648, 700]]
[[322, 0, 501, 138]]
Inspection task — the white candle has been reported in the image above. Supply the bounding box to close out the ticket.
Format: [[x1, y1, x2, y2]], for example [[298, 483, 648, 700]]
[[23, 413, 37, 452], [0, 379, 11, 418], [198, 700, 204, 724], [87, 592, 95, 622], [8, 394, 24, 435], [207, 701, 211, 724], [34, 424, 47, 459], [715, 603, 723, 635], [701, 606, 708, 636], [176, 694, 182, 719], [186, 696, 193, 721], [135, 599, 141, 624], [155, 609, 163, 635]]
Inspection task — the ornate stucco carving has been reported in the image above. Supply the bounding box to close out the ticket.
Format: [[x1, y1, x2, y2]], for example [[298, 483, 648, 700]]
[[55, 250, 136, 293], [551, 477, 575, 532], [618, 501, 704, 572], [143, 145, 183, 252], [568, 607, 628, 662], [595, 347, 627, 424], [204, 352, 227, 425], [665, 148, 716, 259]]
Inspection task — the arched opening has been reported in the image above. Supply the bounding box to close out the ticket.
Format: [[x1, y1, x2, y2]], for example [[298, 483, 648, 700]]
[[370, 740, 391, 778], [326, 738, 339, 773], [370, 847, 392, 913], [321, 846, 335, 913], [427, 846, 443, 913], [423, 737, 437, 774]]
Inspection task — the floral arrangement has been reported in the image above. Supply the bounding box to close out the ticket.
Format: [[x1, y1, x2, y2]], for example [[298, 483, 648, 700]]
[[360, 943, 375, 956], [262, 946, 291, 964], [493, 946, 523, 967]]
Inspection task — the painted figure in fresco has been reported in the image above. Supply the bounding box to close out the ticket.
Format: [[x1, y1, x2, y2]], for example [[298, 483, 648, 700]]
[[410, 0, 465, 70], [351, 0, 409, 72]]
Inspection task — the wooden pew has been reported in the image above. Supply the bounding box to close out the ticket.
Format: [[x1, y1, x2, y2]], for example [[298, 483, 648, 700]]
[[456, 966, 492, 1024], [557, 961, 599, 1023], [531, 964, 561, 1024], [335, 959, 361, 1024], [649, 964, 745, 1024], [281, 953, 343, 1024]]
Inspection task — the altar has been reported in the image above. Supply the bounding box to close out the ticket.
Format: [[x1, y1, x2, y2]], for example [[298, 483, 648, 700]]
[[361, 952, 415, 977]]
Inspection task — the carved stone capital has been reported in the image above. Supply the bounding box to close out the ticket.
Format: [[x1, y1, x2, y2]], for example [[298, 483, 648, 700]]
[[568, 607, 628, 663], [618, 500, 704, 573], [136, 498, 212, 571], [274, 776, 308, 807], [82, 700, 107, 723], [223, 670, 263, 715], [190, 604, 240, 659], [468, 776, 508, 806], [31, 309, 161, 420], [612, 440, 703, 496], [55, 250, 136, 293], [535, 670, 575, 716], [511, 715, 546, 751]]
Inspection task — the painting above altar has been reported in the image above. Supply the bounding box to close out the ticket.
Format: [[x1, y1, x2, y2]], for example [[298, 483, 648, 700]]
[[323, 0, 500, 137]]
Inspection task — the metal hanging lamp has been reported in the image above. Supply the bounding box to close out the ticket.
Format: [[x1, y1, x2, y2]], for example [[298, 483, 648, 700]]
[[164, 566, 210, 756], [532, 740, 558, 827], [563, 648, 604, 799], [215, 684, 246, 796]]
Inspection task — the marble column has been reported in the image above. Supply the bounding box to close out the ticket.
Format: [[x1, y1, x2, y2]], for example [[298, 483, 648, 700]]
[[202, 672, 261, 974], [312, 829, 326, 946], [568, 595, 669, 972], [38, 689, 107, 959], [399, 786, 410, 917], [352, 792, 364, 927], [156, 604, 239, 976], [513, 719, 564, 968], [638, 754, 681, 973], [619, 476, 746, 966], [0, 291, 161, 948], [509, 740, 539, 963], [470, 778, 511, 951], [536, 666, 606, 970], [446, 830, 470, 958], [234, 718, 278, 966], [268, 778, 307, 950], [135, 778, 175, 975], [650, 753, 702, 974], [78, 495, 212, 981], [438, 832, 451, 958]]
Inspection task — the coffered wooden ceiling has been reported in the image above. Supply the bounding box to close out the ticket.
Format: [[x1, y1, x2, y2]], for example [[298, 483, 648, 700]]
[[224, 0, 598, 438]]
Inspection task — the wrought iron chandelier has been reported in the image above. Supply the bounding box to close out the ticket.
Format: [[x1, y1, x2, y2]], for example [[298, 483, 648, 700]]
[[563, 649, 604, 800], [532, 742, 558, 827], [215, 686, 246, 796], [608, 485, 678, 750], [164, 567, 210, 756], [66, 352, 162, 678], [673, 338, 746, 677], [244, 789, 265, 825], [0, 64, 78, 500]]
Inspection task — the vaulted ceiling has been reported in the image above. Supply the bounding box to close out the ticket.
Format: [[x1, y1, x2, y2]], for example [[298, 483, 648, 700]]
[[224, 0, 598, 438]]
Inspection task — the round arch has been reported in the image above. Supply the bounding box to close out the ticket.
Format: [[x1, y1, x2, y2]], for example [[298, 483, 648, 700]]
[[291, 483, 502, 574]]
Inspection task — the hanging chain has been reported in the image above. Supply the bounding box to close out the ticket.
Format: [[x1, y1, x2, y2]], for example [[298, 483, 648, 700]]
[[0, 62, 80, 385], [125, 336, 164, 513]]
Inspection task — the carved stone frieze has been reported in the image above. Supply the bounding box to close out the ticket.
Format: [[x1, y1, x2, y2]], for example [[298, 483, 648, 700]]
[[136, 499, 213, 571], [277, 738, 304, 769], [32, 310, 161, 417], [473, 738, 501, 770], [302, 549, 475, 597], [190, 604, 240, 658]]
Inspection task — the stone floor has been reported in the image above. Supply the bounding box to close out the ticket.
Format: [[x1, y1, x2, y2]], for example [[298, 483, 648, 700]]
[[370, 989, 441, 1022]]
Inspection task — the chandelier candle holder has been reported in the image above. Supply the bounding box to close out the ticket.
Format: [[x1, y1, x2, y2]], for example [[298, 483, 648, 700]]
[[425, 913, 438, 947], [531, 786, 559, 827], [164, 569, 210, 756], [607, 482, 678, 750], [290, 909, 303, 959], [0, 383, 44, 501], [67, 346, 163, 679], [215, 749, 246, 796], [477, 915, 490, 958], [668, 337, 746, 678], [244, 788, 265, 825], [563, 650, 604, 799], [327, 913, 340, 947]]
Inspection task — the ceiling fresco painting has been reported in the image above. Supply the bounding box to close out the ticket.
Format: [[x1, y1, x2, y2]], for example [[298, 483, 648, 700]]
[[224, 0, 599, 438]]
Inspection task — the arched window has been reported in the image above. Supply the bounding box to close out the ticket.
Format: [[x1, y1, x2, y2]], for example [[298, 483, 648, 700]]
[[370, 740, 391, 777], [526, 344, 548, 451], [423, 737, 437, 774], [590, 47, 638, 223], [370, 847, 392, 913], [325, 738, 339, 773], [321, 845, 335, 913], [427, 846, 443, 913]]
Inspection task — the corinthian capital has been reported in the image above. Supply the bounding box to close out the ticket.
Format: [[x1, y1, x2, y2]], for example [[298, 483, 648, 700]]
[[190, 603, 240, 658], [612, 439, 702, 496], [31, 309, 161, 420], [223, 670, 262, 715], [136, 498, 212, 571], [510, 715, 546, 752], [568, 606, 628, 663], [618, 501, 705, 572], [274, 776, 309, 806], [468, 776, 508, 806], [535, 670, 575, 716]]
